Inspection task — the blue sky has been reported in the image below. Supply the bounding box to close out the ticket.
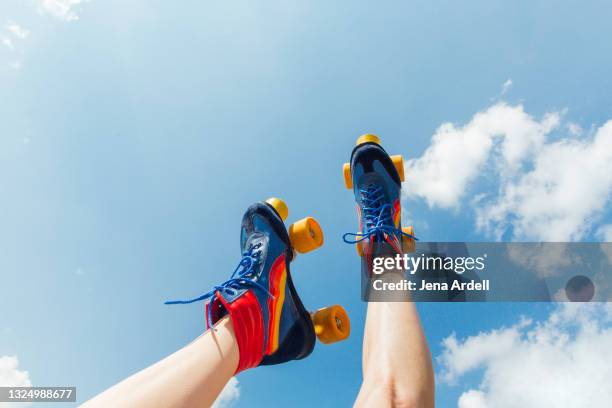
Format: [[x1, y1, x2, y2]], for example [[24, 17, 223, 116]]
[[2, 1, 612, 407]]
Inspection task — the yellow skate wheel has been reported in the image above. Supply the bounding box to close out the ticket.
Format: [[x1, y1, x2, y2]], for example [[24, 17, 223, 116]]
[[391, 155, 405, 182], [265, 197, 288, 221], [343, 162, 353, 189], [356, 233, 363, 257], [289, 217, 324, 253], [311, 305, 350, 344], [402, 225, 416, 253], [356, 133, 381, 146]]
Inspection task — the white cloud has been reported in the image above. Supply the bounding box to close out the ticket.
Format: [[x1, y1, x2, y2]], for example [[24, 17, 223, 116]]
[[5, 22, 29, 40], [404, 102, 612, 241], [0, 355, 31, 387], [438, 304, 612, 408], [1, 36, 14, 51], [0, 356, 31, 407], [212, 377, 240, 408], [458, 390, 487, 408], [1, 21, 29, 69], [567, 122, 583, 136], [40, 0, 88, 22], [477, 121, 612, 241], [404, 103, 559, 209], [597, 224, 612, 241], [438, 317, 532, 384], [501, 79, 513, 95]]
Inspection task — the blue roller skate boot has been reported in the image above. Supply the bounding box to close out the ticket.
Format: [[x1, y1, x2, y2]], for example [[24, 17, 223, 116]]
[[342, 134, 417, 278], [166, 198, 350, 374]]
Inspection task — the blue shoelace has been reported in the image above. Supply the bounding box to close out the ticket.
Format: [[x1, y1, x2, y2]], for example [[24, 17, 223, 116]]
[[165, 242, 273, 328], [342, 184, 417, 245]]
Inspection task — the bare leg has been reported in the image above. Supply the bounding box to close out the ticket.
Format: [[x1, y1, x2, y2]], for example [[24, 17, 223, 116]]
[[355, 301, 435, 408], [83, 316, 239, 408]]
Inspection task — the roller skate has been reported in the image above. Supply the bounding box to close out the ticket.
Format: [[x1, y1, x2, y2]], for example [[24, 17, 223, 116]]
[[342, 134, 417, 277], [166, 198, 350, 374]]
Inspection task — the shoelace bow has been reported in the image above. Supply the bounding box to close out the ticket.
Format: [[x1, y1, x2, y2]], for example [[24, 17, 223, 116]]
[[342, 184, 417, 244], [165, 242, 273, 329]]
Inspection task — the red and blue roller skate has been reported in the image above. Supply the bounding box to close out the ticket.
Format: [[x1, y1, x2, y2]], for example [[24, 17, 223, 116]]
[[166, 198, 350, 374], [342, 134, 417, 276]]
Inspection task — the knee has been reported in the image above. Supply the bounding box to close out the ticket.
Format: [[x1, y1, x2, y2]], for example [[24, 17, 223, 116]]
[[385, 380, 427, 408]]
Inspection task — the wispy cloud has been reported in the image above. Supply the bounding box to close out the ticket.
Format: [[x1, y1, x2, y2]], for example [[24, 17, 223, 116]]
[[567, 122, 583, 136], [1, 21, 29, 70], [5, 22, 29, 39], [501, 79, 513, 95], [40, 0, 89, 22], [438, 303, 612, 407], [404, 101, 612, 241], [1, 36, 14, 51]]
